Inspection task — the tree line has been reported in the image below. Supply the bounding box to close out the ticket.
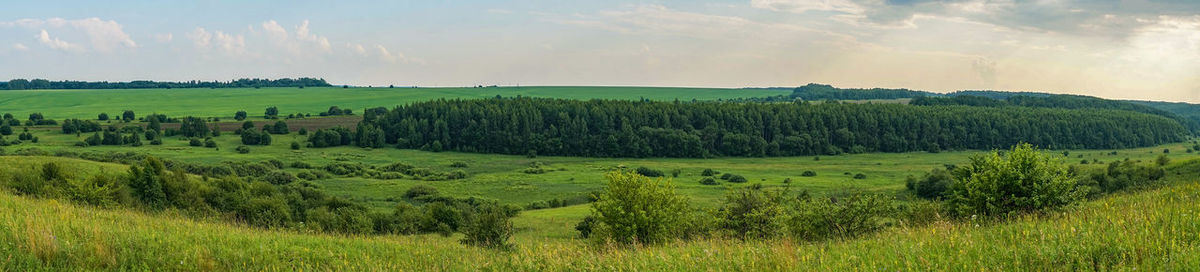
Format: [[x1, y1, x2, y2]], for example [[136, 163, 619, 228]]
[[310, 97, 1187, 157], [1, 77, 331, 90]]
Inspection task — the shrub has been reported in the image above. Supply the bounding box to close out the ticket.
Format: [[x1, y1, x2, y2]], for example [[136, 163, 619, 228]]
[[450, 161, 469, 168], [946, 143, 1078, 217], [243, 197, 292, 227], [1156, 154, 1170, 166], [204, 138, 217, 148], [787, 193, 895, 241], [905, 168, 953, 199], [585, 172, 690, 245], [236, 146, 250, 154], [291, 141, 301, 150], [460, 203, 515, 249], [404, 185, 439, 200], [66, 173, 125, 207], [701, 169, 715, 176], [189, 138, 203, 147], [671, 169, 681, 178], [635, 166, 664, 177], [720, 173, 733, 180], [289, 161, 314, 169], [853, 173, 867, 179], [718, 187, 788, 240], [726, 174, 747, 183], [801, 171, 817, 177], [699, 177, 718, 185], [263, 171, 298, 185]]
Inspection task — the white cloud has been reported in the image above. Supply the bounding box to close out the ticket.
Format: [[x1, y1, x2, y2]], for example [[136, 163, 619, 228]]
[[12, 43, 28, 51], [154, 33, 173, 43], [293, 20, 331, 51], [750, 0, 862, 14], [261, 20, 288, 42], [3, 17, 136, 52], [36, 29, 80, 51], [376, 44, 402, 63], [187, 27, 244, 55], [347, 42, 367, 56]]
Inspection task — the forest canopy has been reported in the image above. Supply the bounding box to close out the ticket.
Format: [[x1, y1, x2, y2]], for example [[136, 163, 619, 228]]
[[341, 97, 1187, 158]]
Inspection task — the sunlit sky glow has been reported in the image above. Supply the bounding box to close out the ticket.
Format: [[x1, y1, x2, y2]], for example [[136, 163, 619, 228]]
[[2, 0, 1200, 102]]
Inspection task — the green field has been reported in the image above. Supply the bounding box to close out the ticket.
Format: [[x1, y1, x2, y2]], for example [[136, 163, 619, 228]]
[[15, 126, 1195, 211], [1, 155, 1195, 270], [0, 86, 788, 119]]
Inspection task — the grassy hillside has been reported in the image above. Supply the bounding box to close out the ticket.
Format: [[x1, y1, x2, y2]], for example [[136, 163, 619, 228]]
[[1, 157, 1195, 270], [0, 86, 787, 120], [15, 127, 1196, 210]]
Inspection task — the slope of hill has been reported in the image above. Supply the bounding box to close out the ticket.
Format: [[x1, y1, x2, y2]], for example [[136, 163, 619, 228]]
[[1, 156, 1197, 270]]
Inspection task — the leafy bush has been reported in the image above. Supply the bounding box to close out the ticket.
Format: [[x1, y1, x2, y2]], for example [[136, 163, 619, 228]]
[[726, 174, 747, 183], [786, 193, 895, 241], [853, 173, 867, 179], [404, 185, 439, 200], [262, 171, 298, 185], [189, 138, 203, 147], [719, 173, 733, 180], [718, 187, 788, 240], [701, 169, 715, 176], [699, 177, 718, 185], [635, 166, 664, 177], [236, 146, 250, 154], [905, 168, 952, 199], [801, 171, 817, 177], [585, 172, 691, 245], [204, 138, 217, 148], [450, 161, 469, 168], [459, 203, 515, 249], [946, 143, 1078, 217], [289, 161, 314, 169]]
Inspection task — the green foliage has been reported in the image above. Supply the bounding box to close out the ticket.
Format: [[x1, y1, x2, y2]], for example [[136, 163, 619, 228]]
[[852, 173, 867, 179], [587, 172, 691, 245], [946, 143, 1078, 217], [726, 174, 747, 183], [801, 170, 817, 177], [906, 168, 953, 199], [701, 168, 715, 176], [459, 203, 515, 249], [128, 157, 168, 208], [717, 187, 788, 240], [635, 166, 664, 177], [699, 177, 718, 185], [236, 146, 250, 154], [786, 193, 896, 241]]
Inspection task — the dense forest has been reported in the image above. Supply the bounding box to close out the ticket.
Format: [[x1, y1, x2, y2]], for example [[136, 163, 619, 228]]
[[0, 78, 331, 90], [318, 98, 1187, 158], [912, 95, 1200, 132]]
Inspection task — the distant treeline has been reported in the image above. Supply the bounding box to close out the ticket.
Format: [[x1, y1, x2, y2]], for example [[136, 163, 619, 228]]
[[322, 98, 1186, 158], [743, 84, 1200, 133], [0, 78, 331, 90]]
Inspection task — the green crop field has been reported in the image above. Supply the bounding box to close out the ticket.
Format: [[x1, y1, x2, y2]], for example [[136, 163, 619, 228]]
[[0, 86, 788, 120]]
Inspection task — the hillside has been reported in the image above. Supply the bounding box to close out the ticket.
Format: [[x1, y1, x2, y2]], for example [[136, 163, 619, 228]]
[[1, 156, 1196, 270]]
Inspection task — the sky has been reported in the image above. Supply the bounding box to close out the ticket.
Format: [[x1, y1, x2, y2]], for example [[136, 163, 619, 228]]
[[1, 1, 1199, 102]]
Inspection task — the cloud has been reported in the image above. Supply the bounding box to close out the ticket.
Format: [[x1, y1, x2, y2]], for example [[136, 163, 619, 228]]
[[3, 17, 136, 52], [972, 57, 996, 86], [293, 20, 331, 51], [187, 27, 244, 55], [261, 20, 288, 42], [154, 33, 173, 43], [750, 0, 862, 14], [376, 44, 401, 63], [12, 43, 28, 51], [36, 30, 80, 51]]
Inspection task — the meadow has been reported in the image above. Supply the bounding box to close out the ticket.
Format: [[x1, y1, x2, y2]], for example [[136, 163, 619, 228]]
[[0, 86, 788, 120], [1, 154, 1195, 270]]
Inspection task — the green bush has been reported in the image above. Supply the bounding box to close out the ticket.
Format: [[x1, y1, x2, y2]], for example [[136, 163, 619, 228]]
[[701, 168, 715, 176], [450, 161, 469, 168], [719, 173, 733, 180], [726, 174, 747, 183], [945, 143, 1078, 217], [905, 168, 952, 199], [635, 166, 664, 177], [585, 172, 691, 245], [699, 177, 718, 185], [236, 146, 250, 154], [853, 173, 867, 179], [404, 185, 439, 200], [718, 187, 787, 240], [801, 171, 817, 177], [786, 193, 895, 241], [459, 203, 515, 249], [66, 173, 127, 207], [189, 138, 203, 147]]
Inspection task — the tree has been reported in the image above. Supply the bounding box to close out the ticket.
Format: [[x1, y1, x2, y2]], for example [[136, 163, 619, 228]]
[[264, 106, 279, 119], [946, 143, 1078, 217], [459, 203, 515, 249], [122, 110, 135, 121], [271, 121, 289, 134], [98, 113, 109, 121], [586, 171, 690, 245], [179, 117, 209, 137], [234, 110, 248, 121], [128, 157, 168, 208]]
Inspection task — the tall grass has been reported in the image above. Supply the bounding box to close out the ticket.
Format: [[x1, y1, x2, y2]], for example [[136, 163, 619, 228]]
[[1, 178, 1195, 270]]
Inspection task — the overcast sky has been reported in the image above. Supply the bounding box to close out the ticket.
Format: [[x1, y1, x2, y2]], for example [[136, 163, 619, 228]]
[[2, 0, 1199, 102]]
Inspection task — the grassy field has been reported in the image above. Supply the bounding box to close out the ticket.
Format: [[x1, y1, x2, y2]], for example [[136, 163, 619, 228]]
[[12, 126, 1194, 211], [0, 86, 789, 120], [1, 156, 1195, 270]]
